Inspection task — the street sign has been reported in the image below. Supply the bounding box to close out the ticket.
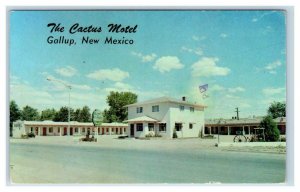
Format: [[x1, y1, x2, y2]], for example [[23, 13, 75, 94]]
[[92, 109, 103, 126]]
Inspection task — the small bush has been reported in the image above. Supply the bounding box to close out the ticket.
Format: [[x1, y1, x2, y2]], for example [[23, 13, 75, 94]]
[[27, 132, 35, 138], [173, 128, 178, 138], [145, 131, 155, 138], [118, 135, 128, 139], [280, 136, 286, 142], [21, 134, 29, 139]]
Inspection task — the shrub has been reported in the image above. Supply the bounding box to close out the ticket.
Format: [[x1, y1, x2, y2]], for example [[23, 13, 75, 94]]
[[27, 132, 35, 138], [260, 115, 280, 141], [172, 128, 178, 138], [21, 134, 29, 139], [280, 136, 286, 142]]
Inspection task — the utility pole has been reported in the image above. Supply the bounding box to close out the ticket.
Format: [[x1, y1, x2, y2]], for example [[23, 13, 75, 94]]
[[235, 107, 240, 120]]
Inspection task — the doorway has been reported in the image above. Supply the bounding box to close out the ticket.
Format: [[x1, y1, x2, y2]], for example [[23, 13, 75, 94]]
[[130, 124, 134, 137], [42, 127, 47, 136]]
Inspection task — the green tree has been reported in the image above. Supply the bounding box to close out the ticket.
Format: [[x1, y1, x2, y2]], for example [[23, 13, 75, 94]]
[[80, 106, 91, 122], [260, 115, 280, 141], [10, 100, 21, 136], [40, 108, 57, 121], [53, 106, 74, 122], [73, 108, 81, 121], [21, 105, 40, 121], [73, 106, 92, 122], [267, 101, 286, 118], [103, 91, 137, 123]]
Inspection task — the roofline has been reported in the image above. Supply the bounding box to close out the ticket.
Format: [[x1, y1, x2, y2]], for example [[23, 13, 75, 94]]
[[125, 100, 207, 108]]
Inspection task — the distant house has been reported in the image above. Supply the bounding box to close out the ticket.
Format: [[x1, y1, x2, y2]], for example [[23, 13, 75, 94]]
[[124, 96, 206, 138], [12, 120, 128, 138]]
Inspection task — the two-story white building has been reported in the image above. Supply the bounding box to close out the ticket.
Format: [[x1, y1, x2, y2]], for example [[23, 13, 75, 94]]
[[124, 96, 206, 138]]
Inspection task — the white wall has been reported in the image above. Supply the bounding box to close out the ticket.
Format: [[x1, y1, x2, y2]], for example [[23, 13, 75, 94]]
[[169, 103, 204, 138], [12, 121, 26, 138], [128, 103, 170, 119], [128, 102, 204, 138]]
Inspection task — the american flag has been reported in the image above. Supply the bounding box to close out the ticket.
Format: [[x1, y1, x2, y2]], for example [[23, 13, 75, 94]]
[[199, 84, 208, 93]]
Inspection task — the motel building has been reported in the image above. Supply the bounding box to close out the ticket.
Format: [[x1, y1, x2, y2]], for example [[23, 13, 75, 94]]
[[204, 117, 286, 140], [12, 120, 128, 138], [124, 96, 206, 138]]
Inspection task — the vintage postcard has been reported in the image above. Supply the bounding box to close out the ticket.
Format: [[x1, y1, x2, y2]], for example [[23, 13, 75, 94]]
[[9, 9, 287, 184]]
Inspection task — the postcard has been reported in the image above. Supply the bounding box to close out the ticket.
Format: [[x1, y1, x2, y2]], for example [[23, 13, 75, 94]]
[[9, 9, 288, 184]]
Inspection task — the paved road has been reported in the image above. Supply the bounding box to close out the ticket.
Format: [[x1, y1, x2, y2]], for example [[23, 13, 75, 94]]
[[9, 142, 286, 184]]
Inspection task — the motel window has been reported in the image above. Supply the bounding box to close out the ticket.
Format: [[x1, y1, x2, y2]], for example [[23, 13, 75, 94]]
[[124, 128, 126, 132], [136, 107, 143, 113], [75, 128, 78, 133], [49, 127, 53, 133], [82, 128, 85, 132], [136, 123, 143, 132], [159, 123, 166, 132], [152, 105, 159, 112], [175, 123, 182, 131], [179, 105, 184, 111], [30, 127, 33, 132], [58, 127, 60, 133], [190, 107, 194, 112], [148, 123, 154, 131], [189, 123, 193, 129]]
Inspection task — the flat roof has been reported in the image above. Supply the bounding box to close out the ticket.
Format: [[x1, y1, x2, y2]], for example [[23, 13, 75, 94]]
[[205, 117, 286, 126], [19, 121, 128, 127]]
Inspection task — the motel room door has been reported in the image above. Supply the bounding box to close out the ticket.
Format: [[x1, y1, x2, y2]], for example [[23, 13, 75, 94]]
[[130, 124, 134, 137], [64, 127, 67, 135], [42, 127, 47, 136], [70, 128, 73, 135]]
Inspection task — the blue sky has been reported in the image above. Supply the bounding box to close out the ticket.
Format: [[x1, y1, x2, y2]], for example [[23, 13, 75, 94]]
[[9, 10, 286, 119]]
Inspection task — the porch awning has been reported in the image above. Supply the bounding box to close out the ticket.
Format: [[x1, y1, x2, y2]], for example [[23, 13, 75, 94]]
[[124, 116, 159, 123]]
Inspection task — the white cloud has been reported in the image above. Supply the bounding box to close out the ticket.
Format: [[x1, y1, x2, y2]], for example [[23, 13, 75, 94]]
[[225, 94, 240, 99], [131, 51, 157, 62], [86, 68, 129, 82], [71, 84, 91, 90], [228, 87, 245, 93], [153, 56, 184, 73], [264, 60, 282, 74], [192, 35, 206, 41], [181, 46, 203, 56], [210, 84, 225, 92], [262, 87, 286, 96], [55, 66, 77, 77], [105, 82, 134, 93], [252, 18, 258, 22], [220, 33, 228, 38], [10, 76, 107, 111], [191, 57, 230, 77], [10, 79, 55, 109]]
